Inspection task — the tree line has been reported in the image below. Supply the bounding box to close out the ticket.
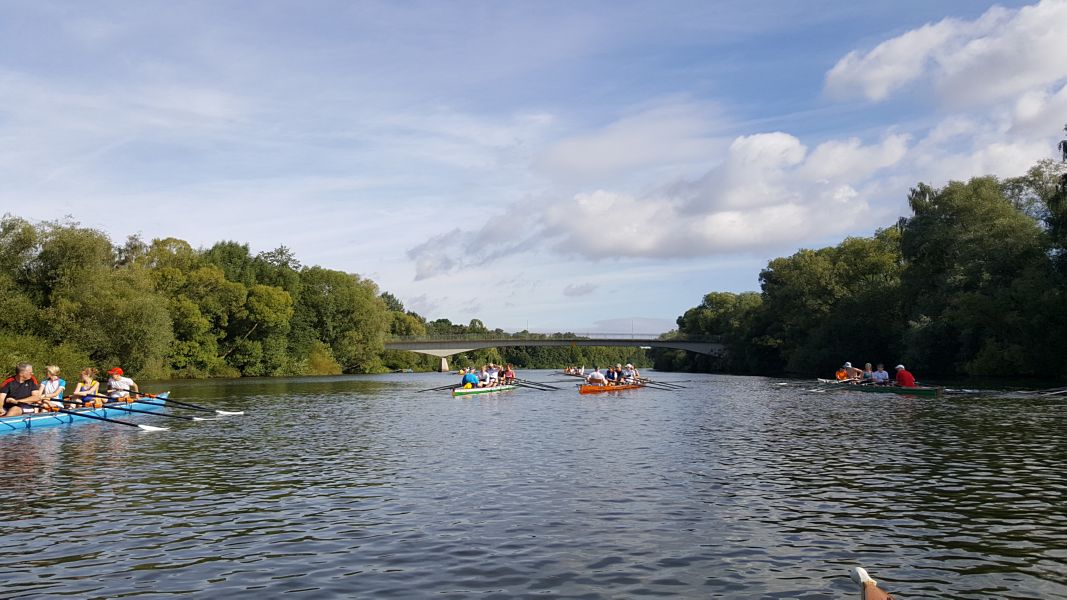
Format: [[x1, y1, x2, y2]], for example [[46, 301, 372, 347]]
[[0, 216, 648, 379], [655, 158, 1067, 379]]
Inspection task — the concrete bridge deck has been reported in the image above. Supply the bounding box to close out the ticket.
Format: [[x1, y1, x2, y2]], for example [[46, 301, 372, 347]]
[[384, 333, 724, 371]]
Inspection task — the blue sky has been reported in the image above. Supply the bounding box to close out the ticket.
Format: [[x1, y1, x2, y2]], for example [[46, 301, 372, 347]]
[[2, 0, 1064, 333]]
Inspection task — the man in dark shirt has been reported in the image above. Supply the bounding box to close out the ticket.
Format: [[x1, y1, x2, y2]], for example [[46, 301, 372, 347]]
[[0, 363, 41, 416]]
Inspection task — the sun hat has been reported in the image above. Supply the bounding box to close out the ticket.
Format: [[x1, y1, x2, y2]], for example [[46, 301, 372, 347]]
[[895, 364, 905, 370], [843, 362, 851, 368]]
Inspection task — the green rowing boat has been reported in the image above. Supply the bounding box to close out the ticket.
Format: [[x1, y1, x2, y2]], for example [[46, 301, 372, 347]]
[[817, 379, 942, 398], [452, 384, 518, 397]]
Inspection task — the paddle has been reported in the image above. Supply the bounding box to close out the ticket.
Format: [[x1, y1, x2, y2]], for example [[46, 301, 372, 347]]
[[126, 391, 244, 415], [417, 383, 461, 393], [514, 379, 559, 390], [13, 402, 167, 432], [83, 395, 214, 421]]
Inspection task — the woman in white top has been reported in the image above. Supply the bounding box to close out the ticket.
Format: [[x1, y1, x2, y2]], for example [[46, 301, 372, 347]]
[[39, 365, 66, 409]]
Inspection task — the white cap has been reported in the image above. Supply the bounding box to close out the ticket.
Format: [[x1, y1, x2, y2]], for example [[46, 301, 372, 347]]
[[843, 362, 851, 368], [895, 364, 905, 370], [626, 363, 633, 368]]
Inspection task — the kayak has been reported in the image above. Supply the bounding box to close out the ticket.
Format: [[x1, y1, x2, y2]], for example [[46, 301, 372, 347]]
[[817, 379, 942, 398], [0, 393, 169, 433], [452, 384, 517, 397], [579, 383, 643, 394]]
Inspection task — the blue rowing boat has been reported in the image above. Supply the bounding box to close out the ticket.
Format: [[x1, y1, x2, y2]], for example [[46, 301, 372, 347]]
[[0, 392, 169, 433]]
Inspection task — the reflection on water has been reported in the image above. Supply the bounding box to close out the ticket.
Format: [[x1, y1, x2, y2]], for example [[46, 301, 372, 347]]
[[0, 373, 1063, 599]]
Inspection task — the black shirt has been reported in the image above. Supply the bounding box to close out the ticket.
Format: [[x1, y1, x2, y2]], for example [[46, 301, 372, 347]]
[[1, 377, 38, 403]]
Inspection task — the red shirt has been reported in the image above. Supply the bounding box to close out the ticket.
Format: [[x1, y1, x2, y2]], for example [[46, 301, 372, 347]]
[[895, 369, 916, 387]]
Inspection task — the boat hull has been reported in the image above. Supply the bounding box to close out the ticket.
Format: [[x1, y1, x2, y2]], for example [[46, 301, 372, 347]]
[[817, 381, 942, 398], [0, 393, 169, 433], [579, 383, 643, 394], [452, 385, 517, 397]]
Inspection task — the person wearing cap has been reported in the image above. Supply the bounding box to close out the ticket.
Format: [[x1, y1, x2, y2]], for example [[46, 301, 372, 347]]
[[894, 364, 916, 388], [844, 362, 864, 380], [628, 363, 641, 381], [106, 367, 139, 400]]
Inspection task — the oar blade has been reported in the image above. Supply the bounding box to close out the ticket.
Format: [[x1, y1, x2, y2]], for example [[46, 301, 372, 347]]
[[136, 424, 169, 432], [215, 410, 244, 416]]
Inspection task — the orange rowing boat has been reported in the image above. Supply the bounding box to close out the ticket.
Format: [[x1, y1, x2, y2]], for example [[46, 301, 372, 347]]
[[579, 383, 644, 394]]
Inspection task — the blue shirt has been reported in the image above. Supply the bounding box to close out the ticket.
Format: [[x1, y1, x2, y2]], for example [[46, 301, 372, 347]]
[[461, 373, 479, 386]]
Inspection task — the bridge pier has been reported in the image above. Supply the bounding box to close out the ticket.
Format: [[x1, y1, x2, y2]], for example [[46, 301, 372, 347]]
[[439, 356, 449, 373]]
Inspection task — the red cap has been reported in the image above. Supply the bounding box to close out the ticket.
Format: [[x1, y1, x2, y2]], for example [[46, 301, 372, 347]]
[[108, 367, 124, 375]]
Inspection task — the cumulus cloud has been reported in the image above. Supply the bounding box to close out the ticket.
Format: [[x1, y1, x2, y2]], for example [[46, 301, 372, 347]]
[[825, 1, 1067, 106]]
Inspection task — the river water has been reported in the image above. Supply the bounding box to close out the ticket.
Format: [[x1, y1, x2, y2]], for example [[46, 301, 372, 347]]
[[0, 372, 1063, 599]]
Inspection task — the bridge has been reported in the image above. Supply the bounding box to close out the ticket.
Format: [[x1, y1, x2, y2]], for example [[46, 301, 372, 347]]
[[384, 333, 725, 371]]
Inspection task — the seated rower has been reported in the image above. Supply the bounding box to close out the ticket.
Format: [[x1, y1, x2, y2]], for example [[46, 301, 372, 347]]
[[0, 363, 42, 416], [502, 364, 516, 385], [106, 367, 139, 401], [460, 369, 480, 389], [70, 367, 102, 405], [586, 367, 606, 386], [605, 366, 618, 385], [844, 362, 864, 380], [38, 365, 66, 409], [871, 364, 890, 385], [894, 364, 916, 388], [477, 367, 490, 388], [623, 363, 638, 383], [861, 363, 875, 383]]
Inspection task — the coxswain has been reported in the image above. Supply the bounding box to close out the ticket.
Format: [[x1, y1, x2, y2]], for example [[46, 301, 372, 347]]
[[586, 367, 606, 386], [835, 364, 849, 381], [894, 364, 916, 388], [106, 367, 139, 401], [0, 363, 42, 416]]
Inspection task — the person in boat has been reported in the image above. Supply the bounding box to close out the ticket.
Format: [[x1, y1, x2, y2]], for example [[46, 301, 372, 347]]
[[106, 367, 139, 401], [0, 363, 42, 416], [460, 370, 480, 389], [578, 365, 585, 376], [626, 363, 640, 382], [502, 364, 516, 385], [860, 363, 875, 383], [477, 366, 490, 387], [894, 364, 916, 388], [872, 364, 890, 385], [38, 365, 66, 409], [70, 367, 103, 406], [605, 365, 619, 384], [844, 362, 864, 380], [586, 367, 606, 386], [835, 364, 850, 381]]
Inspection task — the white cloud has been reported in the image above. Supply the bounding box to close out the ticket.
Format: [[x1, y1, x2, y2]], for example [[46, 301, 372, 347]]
[[563, 282, 598, 297], [538, 101, 727, 181], [825, 1, 1067, 106]]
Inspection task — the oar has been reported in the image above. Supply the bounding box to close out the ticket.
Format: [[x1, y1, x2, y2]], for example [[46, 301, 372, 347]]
[[638, 381, 677, 391], [514, 379, 559, 390], [127, 391, 244, 415], [14, 402, 167, 432], [513, 381, 553, 391], [417, 383, 461, 393], [83, 395, 214, 421], [637, 378, 685, 389]]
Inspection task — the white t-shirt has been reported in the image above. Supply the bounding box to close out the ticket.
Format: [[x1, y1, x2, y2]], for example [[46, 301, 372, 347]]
[[587, 371, 606, 383], [108, 376, 135, 397]]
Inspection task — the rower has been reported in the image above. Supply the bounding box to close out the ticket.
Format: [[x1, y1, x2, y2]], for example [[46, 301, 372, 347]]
[[894, 364, 916, 388], [38, 365, 66, 409], [106, 367, 139, 401], [0, 363, 42, 416], [70, 367, 102, 406], [460, 369, 480, 389], [844, 362, 864, 380], [502, 364, 516, 385], [605, 365, 618, 384], [872, 364, 890, 385], [586, 367, 606, 386], [624, 363, 639, 382]]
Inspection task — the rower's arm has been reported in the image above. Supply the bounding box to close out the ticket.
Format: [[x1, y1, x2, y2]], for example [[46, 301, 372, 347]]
[[131, 382, 139, 393]]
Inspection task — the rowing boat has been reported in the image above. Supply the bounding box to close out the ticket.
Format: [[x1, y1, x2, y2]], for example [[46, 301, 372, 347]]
[[452, 384, 517, 397], [579, 383, 643, 394], [817, 379, 942, 398], [0, 393, 169, 433]]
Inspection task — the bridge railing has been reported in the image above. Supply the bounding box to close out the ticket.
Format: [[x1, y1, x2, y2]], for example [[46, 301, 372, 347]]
[[385, 332, 722, 343]]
